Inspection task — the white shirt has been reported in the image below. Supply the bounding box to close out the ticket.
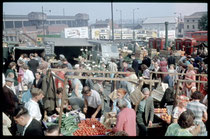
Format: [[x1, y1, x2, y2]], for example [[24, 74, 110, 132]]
[[23, 69, 35, 84], [22, 116, 33, 136], [2, 73, 5, 87], [84, 90, 102, 109], [24, 99, 42, 121]]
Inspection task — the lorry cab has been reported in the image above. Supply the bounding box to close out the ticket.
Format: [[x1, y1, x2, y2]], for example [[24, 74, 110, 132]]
[[175, 38, 184, 50], [156, 38, 165, 51], [149, 38, 156, 49], [183, 38, 197, 55]]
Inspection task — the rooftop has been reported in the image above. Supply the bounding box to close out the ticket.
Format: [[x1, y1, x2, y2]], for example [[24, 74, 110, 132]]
[[143, 16, 176, 24], [43, 38, 93, 47], [184, 11, 207, 18]]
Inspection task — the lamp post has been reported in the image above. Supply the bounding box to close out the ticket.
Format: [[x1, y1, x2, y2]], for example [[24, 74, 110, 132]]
[[111, 2, 114, 42], [42, 6, 51, 36], [132, 8, 139, 40], [116, 9, 122, 40], [174, 12, 182, 38]]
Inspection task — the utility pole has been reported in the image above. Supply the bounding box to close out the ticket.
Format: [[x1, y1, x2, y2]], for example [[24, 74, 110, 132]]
[[111, 2, 114, 42], [42, 6, 44, 36], [116, 9, 123, 40], [120, 10, 122, 40], [165, 22, 169, 50], [132, 8, 139, 40]]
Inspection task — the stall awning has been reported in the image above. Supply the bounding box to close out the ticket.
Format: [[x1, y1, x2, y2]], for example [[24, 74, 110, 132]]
[[43, 38, 94, 47]]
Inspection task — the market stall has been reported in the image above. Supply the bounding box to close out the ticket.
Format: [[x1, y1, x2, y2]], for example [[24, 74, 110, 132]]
[[45, 109, 112, 136]]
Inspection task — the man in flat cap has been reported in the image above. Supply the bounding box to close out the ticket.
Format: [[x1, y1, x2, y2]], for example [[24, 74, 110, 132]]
[[2, 78, 20, 117], [2, 78, 20, 135]]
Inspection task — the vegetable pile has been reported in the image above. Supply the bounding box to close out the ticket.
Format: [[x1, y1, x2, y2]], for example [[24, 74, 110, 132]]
[[73, 118, 112, 136], [60, 114, 79, 136]]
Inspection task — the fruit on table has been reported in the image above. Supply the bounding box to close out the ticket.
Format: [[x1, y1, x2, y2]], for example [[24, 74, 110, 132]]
[[73, 118, 110, 136], [160, 114, 171, 124], [154, 108, 167, 113]]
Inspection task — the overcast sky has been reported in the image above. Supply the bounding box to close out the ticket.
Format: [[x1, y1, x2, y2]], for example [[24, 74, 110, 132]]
[[3, 2, 207, 23]]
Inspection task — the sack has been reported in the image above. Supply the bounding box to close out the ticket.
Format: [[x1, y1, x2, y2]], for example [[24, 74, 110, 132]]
[[108, 89, 118, 102], [104, 112, 117, 129], [129, 85, 145, 106]]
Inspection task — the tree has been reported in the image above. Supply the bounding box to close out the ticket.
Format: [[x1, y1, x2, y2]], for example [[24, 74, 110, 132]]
[[198, 14, 208, 31]]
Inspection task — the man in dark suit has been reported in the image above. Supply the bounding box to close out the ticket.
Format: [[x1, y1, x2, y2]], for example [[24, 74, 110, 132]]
[[28, 53, 39, 76], [2, 77, 20, 135], [131, 54, 139, 77], [142, 56, 151, 69], [2, 77, 19, 117], [33, 72, 43, 89], [167, 52, 176, 68], [136, 87, 154, 136], [13, 106, 44, 136]]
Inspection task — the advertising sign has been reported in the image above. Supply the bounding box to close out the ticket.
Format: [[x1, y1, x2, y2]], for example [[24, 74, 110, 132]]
[[64, 27, 88, 38], [159, 30, 176, 39]]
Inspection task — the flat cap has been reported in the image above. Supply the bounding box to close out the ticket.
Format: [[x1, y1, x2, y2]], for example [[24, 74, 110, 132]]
[[5, 77, 14, 82]]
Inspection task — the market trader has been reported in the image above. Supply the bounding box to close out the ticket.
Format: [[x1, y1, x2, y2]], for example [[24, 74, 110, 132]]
[[82, 86, 102, 118], [136, 87, 154, 136]]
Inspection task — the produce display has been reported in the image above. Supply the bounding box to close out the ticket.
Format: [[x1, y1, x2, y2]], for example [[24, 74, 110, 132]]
[[60, 114, 79, 136], [73, 118, 112, 136], [160, 113, 171, 124], [154, 108, 167, 113], [154, 108, 171, 124]]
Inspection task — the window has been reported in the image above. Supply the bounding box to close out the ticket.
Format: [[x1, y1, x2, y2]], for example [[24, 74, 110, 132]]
[[187, 20, 189, 22], [50, 21, 55, 25], [187, 25, 189, 29], [192, 25, 195, 29], [23, 21, 31, 26], [5, 21, 14, 28], [56, 21, 61, 24], [193, 20, 195, 22]]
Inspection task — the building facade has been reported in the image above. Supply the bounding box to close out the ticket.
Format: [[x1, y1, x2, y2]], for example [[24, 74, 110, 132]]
[[142, 16, 177, 39], [3, 12, 89, 29], [183, 11, 207, 36]]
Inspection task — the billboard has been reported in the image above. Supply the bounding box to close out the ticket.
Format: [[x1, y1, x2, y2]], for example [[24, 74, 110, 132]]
[[91, 28, 110, 40], [64, 27, 88, 38], [159, 30, 176, 39]]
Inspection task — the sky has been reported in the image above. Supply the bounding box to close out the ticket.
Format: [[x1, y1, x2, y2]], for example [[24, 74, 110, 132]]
[[3, 2, 208, 23]]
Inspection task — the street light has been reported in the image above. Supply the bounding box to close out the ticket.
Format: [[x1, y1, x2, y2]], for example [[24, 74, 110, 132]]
[[133, 8, 139, 40], [116, 9, 122, 40], [174, 12, 182, 38], [42, 6, 51, 36], [174, 12, 182, 22]]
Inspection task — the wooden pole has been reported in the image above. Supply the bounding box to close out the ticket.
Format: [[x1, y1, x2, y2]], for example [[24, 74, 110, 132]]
[[58, 76, 68, 134], [149, 72, 153, 92], [198, 75, 201, 91], [176, 80, 180, 97], [50, 68, 207, 77]]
